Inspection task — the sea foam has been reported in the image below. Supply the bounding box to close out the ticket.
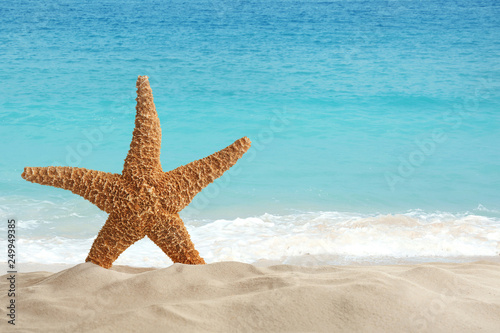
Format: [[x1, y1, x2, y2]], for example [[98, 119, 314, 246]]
[[2, 208, 499, 268]]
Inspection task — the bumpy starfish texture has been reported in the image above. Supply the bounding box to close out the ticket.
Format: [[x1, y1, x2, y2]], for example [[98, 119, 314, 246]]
[[22, 76, 251, 268]]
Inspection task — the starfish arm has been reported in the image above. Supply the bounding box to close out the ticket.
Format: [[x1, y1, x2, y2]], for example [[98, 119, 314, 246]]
[[21, 166, 123, 214], [122, 75, 163, 178], [147, 213, 205, 264], [86, 211, 146, 268], [166, 137, 251, 206]]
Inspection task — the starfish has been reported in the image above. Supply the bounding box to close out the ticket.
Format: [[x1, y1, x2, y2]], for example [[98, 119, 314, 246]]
[[21, 76, 251, 268]]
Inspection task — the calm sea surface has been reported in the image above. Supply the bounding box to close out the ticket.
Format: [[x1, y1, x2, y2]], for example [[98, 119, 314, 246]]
[[1, 0, 499, 266]]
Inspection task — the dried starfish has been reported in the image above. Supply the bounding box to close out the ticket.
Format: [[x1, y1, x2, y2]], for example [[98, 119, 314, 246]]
[[22, 76, 251, 268]]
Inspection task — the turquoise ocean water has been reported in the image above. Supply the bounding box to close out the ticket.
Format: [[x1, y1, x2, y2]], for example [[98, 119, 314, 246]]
[[1, 0, 499, 267]]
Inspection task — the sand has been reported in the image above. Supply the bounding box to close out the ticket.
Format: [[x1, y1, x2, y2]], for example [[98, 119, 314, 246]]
[[1, 261, 500, 333]]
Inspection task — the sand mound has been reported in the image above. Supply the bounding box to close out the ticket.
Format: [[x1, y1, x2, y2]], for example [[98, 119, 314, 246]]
[[1, 261, 500, 332]]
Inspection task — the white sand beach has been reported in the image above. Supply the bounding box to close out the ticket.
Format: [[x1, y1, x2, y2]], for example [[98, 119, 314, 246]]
[[1, 261, 500, 332]]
